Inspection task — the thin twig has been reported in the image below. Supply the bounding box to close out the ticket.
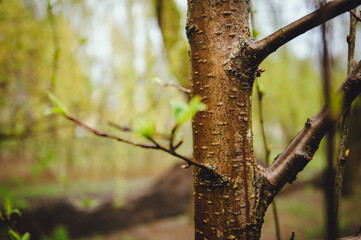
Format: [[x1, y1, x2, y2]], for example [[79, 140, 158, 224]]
[[169, 125, 179, 151], [334, 8, 357, 220], [173, 136, 184, 150], [163, 82, 191, 95], [108, 121, 171, 140], [289, 232, 295, 240], [252, 0, 281, 235], [108, 121, 133, 132], [65, 114, 214, 172], [67, 115, 157, 149], [47, 0, 60, 91], [256, 81, 281, 240], [349, 10, 361, 22]]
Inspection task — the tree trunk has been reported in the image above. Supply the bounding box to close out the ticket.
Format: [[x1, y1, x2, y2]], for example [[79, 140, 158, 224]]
[[187, 1, 269, 239], [187, 0, 361, 239]]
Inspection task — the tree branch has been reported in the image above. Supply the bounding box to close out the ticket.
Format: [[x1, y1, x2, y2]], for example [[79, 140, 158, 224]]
[[334, 8, 357, 224], [350, 10, 361, 22], [108, 121, 171, 140], [65, 114, 212, 172], [265, 60, 361, 189], [162, 82, 191, 95], [246, 0, 361, 66]]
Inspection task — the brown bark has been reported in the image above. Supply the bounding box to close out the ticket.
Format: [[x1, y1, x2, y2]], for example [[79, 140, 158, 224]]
[[186, 0, 361, 239], [187, 1, 265, 239]]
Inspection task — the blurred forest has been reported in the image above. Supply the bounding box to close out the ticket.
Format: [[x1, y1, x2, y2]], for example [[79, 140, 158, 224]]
[[0, 0, 361, 239]]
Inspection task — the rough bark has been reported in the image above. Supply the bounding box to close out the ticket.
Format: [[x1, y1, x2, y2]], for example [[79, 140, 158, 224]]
[[187, 1, 265, 239], [186, 0, 361, 239]]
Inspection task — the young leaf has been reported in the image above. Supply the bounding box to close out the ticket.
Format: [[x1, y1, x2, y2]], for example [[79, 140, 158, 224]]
[[187, 96, 207, 117], [133, 119, 156, 139], [46, 92, 68, 116], [171, 96, 207, 125], [8, 229, 20, 240], [256, 81, 266, 97], [170, 100, 187, 124], [252, 29, 260, 38], [11, 209, 22, 217], [4, 198, 13, 217], [79, 38, 87, 44], [21, 233, 30, 240], [151, 75, 163, 85]]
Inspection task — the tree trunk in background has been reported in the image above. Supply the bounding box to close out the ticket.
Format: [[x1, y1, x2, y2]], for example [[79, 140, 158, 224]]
[[187, 1, 267, 239], [343, 96, 361, 195], [155, 0, 191, 88]]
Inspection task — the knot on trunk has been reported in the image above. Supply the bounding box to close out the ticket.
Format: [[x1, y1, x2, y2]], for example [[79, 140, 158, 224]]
[[226, 38, 258, 88]]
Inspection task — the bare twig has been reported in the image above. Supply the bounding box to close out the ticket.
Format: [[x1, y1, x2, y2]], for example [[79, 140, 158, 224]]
[[338, 226, 361, 239], [108, 121, 133, 132], [266, 60, 361, 189], [108, 121, 171, 140], [256, 81, 281, 240], [245, 0, 361, 67], [65, 114, 213, 172], [252, 0, 281, 235], [47, 0, 60, 91], [349, 10, 361, 22], [334, 8, 357, 220], [162, 82, 191, 95], [289, 232, 295, 240], [169, 125, 179, 151]]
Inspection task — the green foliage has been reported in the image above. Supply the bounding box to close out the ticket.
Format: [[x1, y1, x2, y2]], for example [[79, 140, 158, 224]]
[[151, 75, 163, 85], [0, 0, 91, 140], [1, 199, 30, 240], [4, 199, 21, 218], [171, 96, 207, 125], [256, 80, 266, 97], [44, 93, 69, 116], [79, 37, 87, 45], [77, 197, 100, 209], [21, 233, 30, 240], [133, 118, 156, 139], [8, 229, 21, 240], [42, 225, 69, 240], [252, 29, 260, 38]]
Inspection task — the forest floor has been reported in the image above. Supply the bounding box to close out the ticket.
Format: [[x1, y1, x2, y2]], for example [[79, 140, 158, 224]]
[[82, 185, 361, 240], [1, 151, 361, 240]]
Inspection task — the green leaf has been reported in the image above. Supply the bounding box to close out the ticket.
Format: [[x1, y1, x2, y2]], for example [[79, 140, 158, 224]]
[[171, 96, 207, 125], [252, 29, 260, 38], [12, 209, 22, 217], [79, 38, 87, 44], [21, 233, 30, 240], [170, 100, 188, 123], [256, 81, 266, 97], [151, 75, 162, 85], [133, 119, 156, 139], [46, 92, 68, 116], [4, 198, 13, 217], [8, 229, 21, 240]]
